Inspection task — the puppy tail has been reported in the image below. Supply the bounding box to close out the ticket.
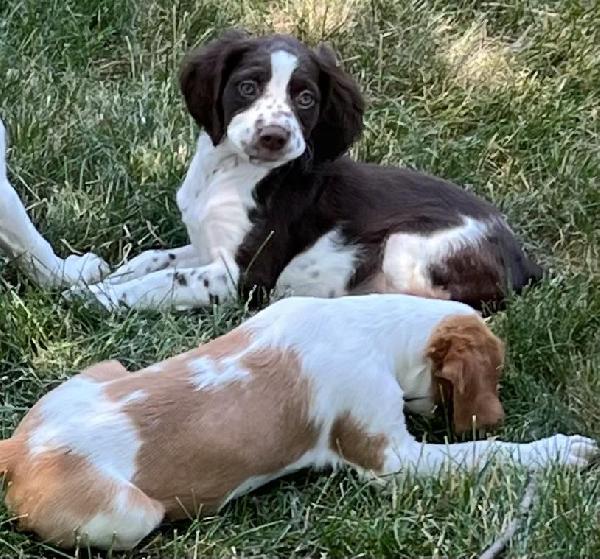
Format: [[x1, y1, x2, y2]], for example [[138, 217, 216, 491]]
[[0, 437, 22, 476]]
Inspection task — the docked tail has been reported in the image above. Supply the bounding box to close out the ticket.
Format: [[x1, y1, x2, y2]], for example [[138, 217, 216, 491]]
[[0, 437, 21, 477]]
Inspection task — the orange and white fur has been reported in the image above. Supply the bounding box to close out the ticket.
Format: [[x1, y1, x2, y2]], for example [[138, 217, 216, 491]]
[[0, 294, 597, 549]]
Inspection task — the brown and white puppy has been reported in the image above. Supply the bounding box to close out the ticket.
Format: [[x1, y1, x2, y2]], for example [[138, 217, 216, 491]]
[[71, 30, 542, 313], [1, 294, 595, 550]]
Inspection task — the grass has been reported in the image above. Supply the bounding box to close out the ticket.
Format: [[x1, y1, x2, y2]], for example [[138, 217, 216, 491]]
[[0, 0, 599, 556]]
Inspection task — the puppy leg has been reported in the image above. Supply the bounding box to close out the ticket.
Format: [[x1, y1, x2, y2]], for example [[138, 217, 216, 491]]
[[381, 434, 598, 475], [104, 244, 204, 286], [66, 253, 239, 311], [0, 119, 109, 287], [328, 371, 597, 477], [5, 448, 164, 550]]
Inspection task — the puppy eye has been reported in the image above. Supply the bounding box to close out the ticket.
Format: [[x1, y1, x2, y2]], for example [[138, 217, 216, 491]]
[[238, 80, 258, 99], [296, 90, 315, 109]]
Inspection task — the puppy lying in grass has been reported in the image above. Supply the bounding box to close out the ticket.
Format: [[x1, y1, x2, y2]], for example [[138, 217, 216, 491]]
[[0, 294, 596, 550]]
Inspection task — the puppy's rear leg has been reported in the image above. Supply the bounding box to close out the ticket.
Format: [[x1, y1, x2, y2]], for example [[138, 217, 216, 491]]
[[6, 450, 164, 550], [77, 484, 165, 550]]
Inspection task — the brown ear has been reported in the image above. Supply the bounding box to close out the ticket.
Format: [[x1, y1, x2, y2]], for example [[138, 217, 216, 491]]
[[179, 29, 250, 144], [437, 358, 465, 393], [309, 43, 365, 163], [429, 315, 505, 433]]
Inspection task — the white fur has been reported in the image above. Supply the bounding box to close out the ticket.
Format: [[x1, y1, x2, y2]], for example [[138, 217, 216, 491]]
[[79, 488, 163, 550], [11, 294, 598, 550], [189, 356, 250, 390], [28, 376, 144, 481], [275, 229, 360, 298], [381, 217, 489, 293], [0, 118, 109, 287], [245, 295, 597, 475], [68, 134, 268, 310], [227, 50, 305, 165]]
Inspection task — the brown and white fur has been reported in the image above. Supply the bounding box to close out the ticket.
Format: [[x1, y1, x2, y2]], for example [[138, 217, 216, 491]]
[[0, 118, 109, 287], [1, 294, 596, 549], [69, 30, 542, 313]]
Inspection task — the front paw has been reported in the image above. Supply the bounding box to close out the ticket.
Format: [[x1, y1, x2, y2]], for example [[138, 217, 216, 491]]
[[104, 250, 173, 285], [534, 434, 598, 468], [62, 253, 110, 286], [63, 282, 124, 312]]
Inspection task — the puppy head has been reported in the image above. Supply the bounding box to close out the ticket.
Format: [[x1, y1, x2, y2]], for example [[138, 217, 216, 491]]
[[427, 314, 505, 434], [179, 30, 364, 167]]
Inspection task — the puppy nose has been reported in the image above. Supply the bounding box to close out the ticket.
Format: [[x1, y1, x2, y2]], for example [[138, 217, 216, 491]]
[[258, 125, 290, 151]]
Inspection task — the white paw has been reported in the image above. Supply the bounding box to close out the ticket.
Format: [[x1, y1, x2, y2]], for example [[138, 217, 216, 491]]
[[62, 253, 110, 286], [533, 434, 598, 469], [63, 281, 123, 312]]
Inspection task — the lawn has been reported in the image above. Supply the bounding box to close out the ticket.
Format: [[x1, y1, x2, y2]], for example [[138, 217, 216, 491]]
[[1, 0, 599, 557]]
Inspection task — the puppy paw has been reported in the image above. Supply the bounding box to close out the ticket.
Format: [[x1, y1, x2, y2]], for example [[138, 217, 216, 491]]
[[62, 253, 110, 286], [63, 281, 123, 312], [532, 434, 598, 469]]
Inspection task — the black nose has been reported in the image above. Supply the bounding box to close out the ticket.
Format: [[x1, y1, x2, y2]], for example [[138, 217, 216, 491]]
[[258, 125, 290, 152]]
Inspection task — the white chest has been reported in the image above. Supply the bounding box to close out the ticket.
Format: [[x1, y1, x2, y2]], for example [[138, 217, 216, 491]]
[[176, 134, 269, 263]]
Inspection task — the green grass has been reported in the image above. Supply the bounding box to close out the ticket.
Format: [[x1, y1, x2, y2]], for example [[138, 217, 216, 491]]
[[1, 0, 599, 556]]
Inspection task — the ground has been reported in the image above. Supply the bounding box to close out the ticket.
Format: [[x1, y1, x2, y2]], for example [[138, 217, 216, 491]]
[[0, 0, 599, 557]]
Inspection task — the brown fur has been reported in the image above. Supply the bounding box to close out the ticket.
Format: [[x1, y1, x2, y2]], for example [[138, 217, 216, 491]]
[[181, 31, 541, 312], [425, 314, 505, 433], [80, 360, 128, 382], [105, 327, 318, 518], [5, 450, 117, 545], [330, 413, 388, 472]]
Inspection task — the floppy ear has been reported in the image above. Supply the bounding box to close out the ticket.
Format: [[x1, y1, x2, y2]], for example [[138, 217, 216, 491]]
[[310, 43, 365, 163], [179, 29, 250, 145], [429, 316, 505, 433], [435, 352, 505, 433], [437, 358, 465, 393]]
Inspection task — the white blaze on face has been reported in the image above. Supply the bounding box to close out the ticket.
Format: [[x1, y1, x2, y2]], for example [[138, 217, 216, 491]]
[[267, 50, 298, 100], [226, 49, 306, 165]]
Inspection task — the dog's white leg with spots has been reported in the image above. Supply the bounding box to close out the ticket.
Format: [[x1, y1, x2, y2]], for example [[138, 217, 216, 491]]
[[102, 245, 204, 286], [0, 119, 109, 287], [381, 433, 598, 475], [68, 251, 239, 311]]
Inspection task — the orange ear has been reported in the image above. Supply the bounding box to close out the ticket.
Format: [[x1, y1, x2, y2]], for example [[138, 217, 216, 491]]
[[435, 358, 465, 393]]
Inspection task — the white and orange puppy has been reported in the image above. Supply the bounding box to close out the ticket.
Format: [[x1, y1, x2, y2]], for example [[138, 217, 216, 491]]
[[0, 294, 597, 549]]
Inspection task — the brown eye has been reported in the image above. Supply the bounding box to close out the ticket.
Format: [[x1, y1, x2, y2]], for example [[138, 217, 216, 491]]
[[296, 90, 315, 109], [238, 80, 258, 99]]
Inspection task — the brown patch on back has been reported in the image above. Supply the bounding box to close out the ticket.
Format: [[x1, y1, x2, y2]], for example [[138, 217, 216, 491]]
[[80, 360, 128, 382], [105, 326, 318, 518], [330, 413, 388, 472], [426, 313, 505, 433]]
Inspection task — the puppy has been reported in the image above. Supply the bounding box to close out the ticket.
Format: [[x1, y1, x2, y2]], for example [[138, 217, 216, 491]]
[[71, 31, 542, 312], [1, 294, 596, 549]]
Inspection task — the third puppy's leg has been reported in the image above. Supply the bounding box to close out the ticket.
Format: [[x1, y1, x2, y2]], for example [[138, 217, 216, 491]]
[[0, 119, 109, 287]]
